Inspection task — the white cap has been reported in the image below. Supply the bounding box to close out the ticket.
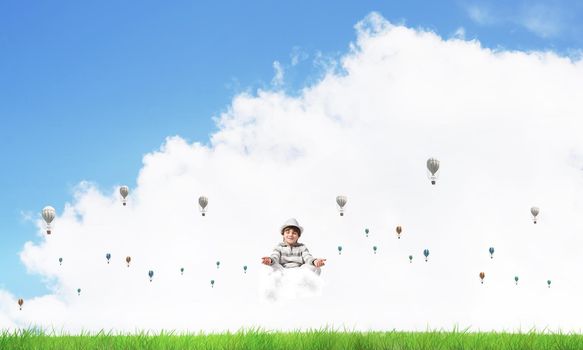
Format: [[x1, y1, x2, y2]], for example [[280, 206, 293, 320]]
[[280, 218, 304, 235]]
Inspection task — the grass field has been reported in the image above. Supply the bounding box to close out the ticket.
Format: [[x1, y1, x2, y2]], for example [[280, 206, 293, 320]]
[[1, 328, 582, 350]]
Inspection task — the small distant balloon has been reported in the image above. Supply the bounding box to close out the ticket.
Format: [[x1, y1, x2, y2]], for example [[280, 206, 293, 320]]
[[126, 256, 131, 267], [148, 270, 154, 282], [106, 253, 111, 264], [423, 249, 430, 262], [338, 246, 342, 255], [180, 267, 184, 275], [547, 280, 551, 288], [243, 265, 248, 274], [365, 228, 369, 237], [531, 207, 539, 224], [479, 272, 485, 284], [373, 246, 378, 254], [42, 206, 56, 235], [515, 276, 519, 285], [216, 261, 220, 269], [426, 158, 440, 185], [336, 195, 347, 216], [18, 298, 23, 310], [409, 255, 413, 263], [77, 288, 81, 296], [210, 280, 215, 288], [489, 247, 495, 259], [58, 257, 63, 265], [198, 196, 208, 216], [396, 226, 402, 239], [120, 186, 129, 206]]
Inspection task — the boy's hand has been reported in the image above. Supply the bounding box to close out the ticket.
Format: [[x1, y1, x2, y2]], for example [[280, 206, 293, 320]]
[[313, 258, 326, 267], [261, 257, 272, 265]]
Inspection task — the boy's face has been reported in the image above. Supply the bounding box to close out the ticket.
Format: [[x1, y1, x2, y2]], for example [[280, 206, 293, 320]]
[[282, 227, 300, 245]]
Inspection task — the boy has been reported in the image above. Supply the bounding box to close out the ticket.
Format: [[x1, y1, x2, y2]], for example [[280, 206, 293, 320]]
[[261, 218, 326, 275]]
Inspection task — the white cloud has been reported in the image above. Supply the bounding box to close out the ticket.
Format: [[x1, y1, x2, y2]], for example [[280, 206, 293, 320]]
[[466, 4, 496, 25], [3, 12, 583, 334], [452, 27, 466, 40], [290, 46, 309, 66], [518, 4, 562, 38], [465, 3, 564, 39], [271, 61, 284, 87]]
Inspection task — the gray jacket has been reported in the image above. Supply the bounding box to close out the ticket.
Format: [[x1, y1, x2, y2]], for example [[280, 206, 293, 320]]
[[269, 242, 316, 268]]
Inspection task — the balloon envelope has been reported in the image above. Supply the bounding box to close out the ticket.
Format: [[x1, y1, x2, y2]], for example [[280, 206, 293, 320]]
[[336, 195, 347, 208], [531, 207, 539, 217], [198, 196, 208, 209], [42, 206, 55, 224], [120, 186, 129, 199], [426, 158, 440, 175]]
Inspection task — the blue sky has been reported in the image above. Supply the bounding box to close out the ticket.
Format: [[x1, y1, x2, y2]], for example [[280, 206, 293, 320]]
[[2, 0, 583, 299]]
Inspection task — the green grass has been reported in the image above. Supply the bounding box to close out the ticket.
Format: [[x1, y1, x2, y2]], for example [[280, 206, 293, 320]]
[[1, 327, 582, 350]]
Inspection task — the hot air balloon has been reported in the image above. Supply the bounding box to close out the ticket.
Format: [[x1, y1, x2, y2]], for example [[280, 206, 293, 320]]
[[216, 261, 220, 269], [409, 255, 413, 263], [243, 265, 248, 274], [336, 195, 347, 216], [515, 276, 519, 285], [373, 246, 378, 254], [180, 267, 184, 275], [547, 280, 551, 288], [126, 256, 131, 267], [479, 272, 485, 284], [42, 206, 56, 235], [489, 247, 495, 259], [148, 270, 154, 282], [396, 226, 402, 239], [120, 186, 129, 206], [199, 196, 208, 216], [77, 288, 81, 296], [106, 253, 111, 264], [423, 249, 430, 262], [365, 228, 369, 237], [210, 280, 215, 288], [59, 257, 63, 266], [531, 207, 539, 224], [18, 298, 23, 310], [338, 246, 342, 255], [426, 158, 440, 185]]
